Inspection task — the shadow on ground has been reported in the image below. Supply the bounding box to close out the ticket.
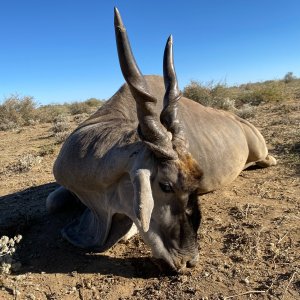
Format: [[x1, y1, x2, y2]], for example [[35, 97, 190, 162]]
[[0, 183, 161, 279]]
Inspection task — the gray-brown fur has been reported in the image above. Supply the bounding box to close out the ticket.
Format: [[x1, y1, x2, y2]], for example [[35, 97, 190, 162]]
[[47, 8, 276, 273]]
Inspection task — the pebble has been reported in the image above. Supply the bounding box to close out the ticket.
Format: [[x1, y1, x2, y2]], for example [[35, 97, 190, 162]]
[[242, 277, 250, 284], [203, 272, 210, 277], [180, 275, 188, 283], [13, 290, 21, 296], [15, 274, 26, 281], [71, 271, 78, 277]]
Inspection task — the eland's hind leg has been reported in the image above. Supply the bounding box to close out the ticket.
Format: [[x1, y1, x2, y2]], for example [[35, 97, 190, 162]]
[[238, 117, 277, 169], [46, 186, 83, 213]]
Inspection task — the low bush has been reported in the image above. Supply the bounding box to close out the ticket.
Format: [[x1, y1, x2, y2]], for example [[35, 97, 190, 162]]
[[84, 98, 103, 107], [67, 98, 102, 115], [37, 104, 69, 123], [52, 115, 71, 133], [183, 80, 234, 110], [0, 235, 22, 274], [0, 95, 38, 130], [38, 144, 56, 157], [51, 115, 71, 144], [183, 78, 297, 116], [9, 153, 43, 173], [74, 113, 89, 124], [236, 81, 291, 106], [235, 104, 256, 119], [0, 95, 103, 129], [54, 131, 70, 144], [68, 101, 91, 115], [283, 72, 297, 84]]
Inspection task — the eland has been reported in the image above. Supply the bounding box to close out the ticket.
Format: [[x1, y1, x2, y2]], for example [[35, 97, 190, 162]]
[[47, 8, 276, 272]]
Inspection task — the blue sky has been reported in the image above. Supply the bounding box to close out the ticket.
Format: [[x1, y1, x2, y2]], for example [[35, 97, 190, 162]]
[[1, 0, 299, 105]]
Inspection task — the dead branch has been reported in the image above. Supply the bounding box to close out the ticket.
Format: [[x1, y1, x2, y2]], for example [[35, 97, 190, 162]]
[[224, 289, 266, 299]]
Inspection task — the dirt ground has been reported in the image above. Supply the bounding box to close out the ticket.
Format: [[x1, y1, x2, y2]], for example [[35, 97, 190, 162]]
[[0, 100, 299, 299]]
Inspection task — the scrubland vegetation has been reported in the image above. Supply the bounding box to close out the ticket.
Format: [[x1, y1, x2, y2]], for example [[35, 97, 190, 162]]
[[0, 96, 103, 131], [0, 73, 298, 134], [183, 72, 299, 119]]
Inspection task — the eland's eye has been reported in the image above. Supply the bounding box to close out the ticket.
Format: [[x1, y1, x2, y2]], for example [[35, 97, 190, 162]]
[[159, 182, 174, 193]]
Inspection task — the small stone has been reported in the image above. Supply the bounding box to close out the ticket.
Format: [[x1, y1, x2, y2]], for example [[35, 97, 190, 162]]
[[13, 289, 21, 296], [242, 277, 250, 284], [180, 275, 188, 283], [15, 274, 26, 281], [71, 271, 78, 277]]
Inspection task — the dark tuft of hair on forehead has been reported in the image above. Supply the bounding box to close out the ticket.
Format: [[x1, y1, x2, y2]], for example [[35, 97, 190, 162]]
[[176, 152, 203, 192]]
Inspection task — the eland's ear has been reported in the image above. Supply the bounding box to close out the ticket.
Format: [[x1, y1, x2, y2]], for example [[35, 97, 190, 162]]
[[130, 169, 154, 232]]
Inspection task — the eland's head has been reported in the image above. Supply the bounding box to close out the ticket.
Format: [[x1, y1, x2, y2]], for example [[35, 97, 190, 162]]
[[114, 7, 203, 271]]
